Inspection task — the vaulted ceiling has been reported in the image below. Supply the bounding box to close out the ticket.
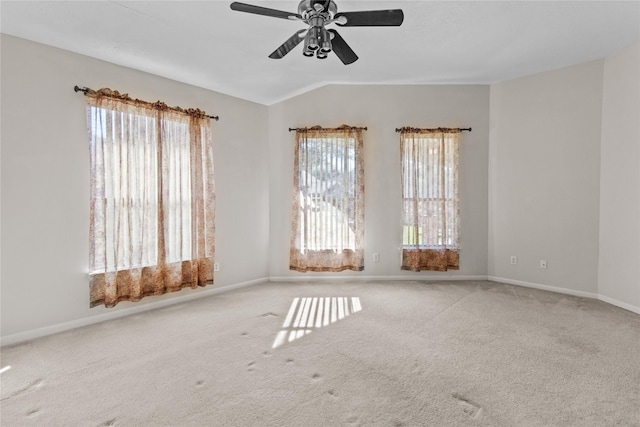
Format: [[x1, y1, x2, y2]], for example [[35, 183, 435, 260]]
[[2, 1, 638, 105]]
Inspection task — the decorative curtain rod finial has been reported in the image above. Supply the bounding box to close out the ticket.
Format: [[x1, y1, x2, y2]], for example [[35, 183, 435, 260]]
[[74, 85, 90, 95]]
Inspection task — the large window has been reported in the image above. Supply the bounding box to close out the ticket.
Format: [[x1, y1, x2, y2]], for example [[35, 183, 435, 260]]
[[400, 128, 460, 271], [86, 89, 215, 307], [290, 126, 365, 272]]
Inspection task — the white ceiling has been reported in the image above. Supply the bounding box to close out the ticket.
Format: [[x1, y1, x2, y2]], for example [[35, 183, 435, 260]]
[[2, 1, 639, 105]]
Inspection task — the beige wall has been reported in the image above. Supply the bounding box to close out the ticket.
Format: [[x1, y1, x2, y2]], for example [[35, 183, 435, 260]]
[[1, 35, 270, 338], [488, 60, 604, 296], [598, 42, 640, 309], [268, 85, 490, 279]]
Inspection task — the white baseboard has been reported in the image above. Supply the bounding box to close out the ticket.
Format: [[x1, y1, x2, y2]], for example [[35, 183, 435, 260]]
[[270, 275, 489, 282], [487, 276, 599, 299], [488, 275, 639, 314], [597, 294, 640, 315], [3, 275, 637, 347], [0, 277, 268, 347]]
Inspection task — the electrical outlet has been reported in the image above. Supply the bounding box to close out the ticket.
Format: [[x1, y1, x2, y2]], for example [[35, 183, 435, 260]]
[[539, 260, 547, 269], [214, 262, 220, 271], [373, 253, 380, 263], [510, 256, 518, 265]]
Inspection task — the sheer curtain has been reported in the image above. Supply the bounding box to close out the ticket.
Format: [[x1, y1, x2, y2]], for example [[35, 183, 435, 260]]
[[87, 89, 215, 308], [290, 125, 365, 272], [400, 128, 460, 271]]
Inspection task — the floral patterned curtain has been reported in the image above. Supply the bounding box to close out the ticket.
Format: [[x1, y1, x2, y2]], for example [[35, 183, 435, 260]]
[[400, 128, 460, 272], [290, 125, 365, 272], [86, 89, 215, 307]]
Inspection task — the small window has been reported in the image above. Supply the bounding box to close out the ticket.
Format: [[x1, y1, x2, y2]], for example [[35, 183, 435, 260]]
[[290, 126, 365, 272], [400, 129, 460, 271]]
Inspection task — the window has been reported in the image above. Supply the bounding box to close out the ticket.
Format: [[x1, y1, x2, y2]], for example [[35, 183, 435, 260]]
[[290, 126, 365, 272], [400, 128, 460, 271], [86, 89, 215, 307]]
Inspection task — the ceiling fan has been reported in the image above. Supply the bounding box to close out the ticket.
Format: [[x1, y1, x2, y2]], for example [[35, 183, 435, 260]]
[[230, 0, 404, 64]]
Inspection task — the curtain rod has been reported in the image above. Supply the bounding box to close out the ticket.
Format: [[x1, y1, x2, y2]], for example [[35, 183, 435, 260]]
[[74, 85, 219, 121], [289, 126, 367, 132], [395, 127, 471, 132]]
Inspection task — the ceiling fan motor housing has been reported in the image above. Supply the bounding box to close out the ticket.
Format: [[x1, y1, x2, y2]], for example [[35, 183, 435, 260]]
[[298, 0, 337, 20]]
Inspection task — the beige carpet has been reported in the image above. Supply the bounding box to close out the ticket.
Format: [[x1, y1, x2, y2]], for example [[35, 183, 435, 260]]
[[1, 280, 639, 426]]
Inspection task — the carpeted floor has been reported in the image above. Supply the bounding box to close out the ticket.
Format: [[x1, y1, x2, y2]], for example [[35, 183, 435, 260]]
[[1, 280, 639, 426]]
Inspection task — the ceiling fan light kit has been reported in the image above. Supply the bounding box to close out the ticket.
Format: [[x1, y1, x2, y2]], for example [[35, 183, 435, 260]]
[[230, 0, 404, 64]]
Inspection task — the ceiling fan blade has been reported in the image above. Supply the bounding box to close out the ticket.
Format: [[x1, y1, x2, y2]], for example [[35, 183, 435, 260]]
[[269, 30, 306, 59], [230, 2, 301, 20], [335, 9, 404, 26], [328, 29, 358, 65]]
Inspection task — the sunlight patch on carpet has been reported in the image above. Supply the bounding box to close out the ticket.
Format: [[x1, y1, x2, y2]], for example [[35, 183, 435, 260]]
[[0, 365, 11, 374], [272, 297, 362, 348]]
